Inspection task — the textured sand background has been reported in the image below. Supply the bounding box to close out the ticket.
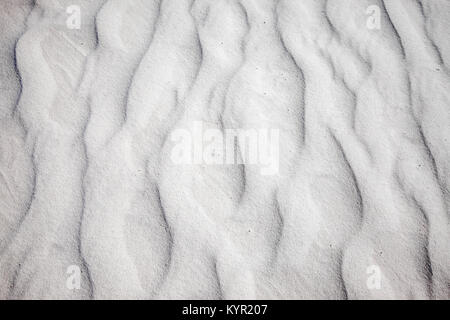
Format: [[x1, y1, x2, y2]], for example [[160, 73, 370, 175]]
[[0, 0, 449, 299]]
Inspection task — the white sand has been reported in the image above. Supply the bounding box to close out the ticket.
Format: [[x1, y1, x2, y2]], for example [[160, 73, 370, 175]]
[[0, 0, 449, 299]]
